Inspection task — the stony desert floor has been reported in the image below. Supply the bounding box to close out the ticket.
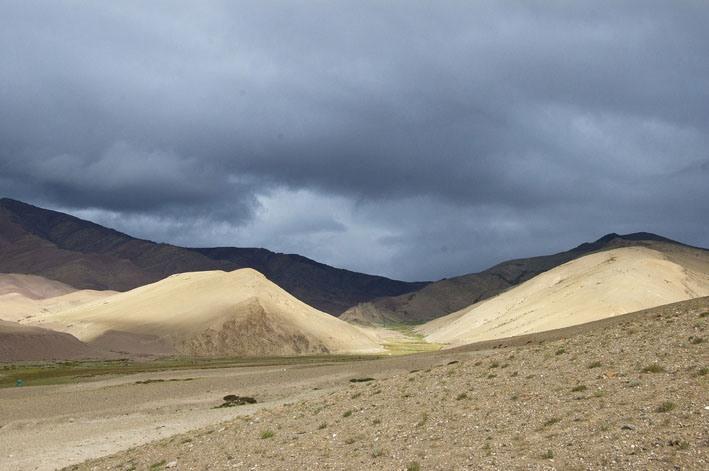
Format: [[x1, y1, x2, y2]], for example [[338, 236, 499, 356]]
[[21, 296, 702, 471]]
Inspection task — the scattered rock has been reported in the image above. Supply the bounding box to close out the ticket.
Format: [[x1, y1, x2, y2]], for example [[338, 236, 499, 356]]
[[621, 424, 636, 430]]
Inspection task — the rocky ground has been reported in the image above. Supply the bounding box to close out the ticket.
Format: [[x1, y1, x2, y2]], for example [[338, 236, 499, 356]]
[[67, 297, 709, 471]]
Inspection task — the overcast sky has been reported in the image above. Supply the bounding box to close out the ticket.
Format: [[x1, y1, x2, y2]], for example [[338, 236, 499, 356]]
[[1, 1, 708, 281]]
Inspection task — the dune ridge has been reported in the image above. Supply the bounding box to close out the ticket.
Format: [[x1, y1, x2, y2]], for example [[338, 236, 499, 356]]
[[421, 246, 709, 346]]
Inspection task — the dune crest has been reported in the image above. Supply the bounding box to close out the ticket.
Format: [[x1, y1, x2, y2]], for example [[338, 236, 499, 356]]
[[34, 269, 383, 356], [421, 246, 709, 346]]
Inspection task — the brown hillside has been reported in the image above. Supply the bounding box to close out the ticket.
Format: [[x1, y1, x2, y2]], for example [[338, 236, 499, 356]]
[[0, 320, 99, 362]]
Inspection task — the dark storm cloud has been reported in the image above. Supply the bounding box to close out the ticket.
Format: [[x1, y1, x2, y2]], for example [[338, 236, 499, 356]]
[[1, 1, 708, 280]]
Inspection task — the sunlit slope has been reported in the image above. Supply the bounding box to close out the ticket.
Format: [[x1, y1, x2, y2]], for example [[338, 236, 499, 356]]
[[0, 289, 116, 323], [37, 269, 384, 356], [420, 246, 709, 346]]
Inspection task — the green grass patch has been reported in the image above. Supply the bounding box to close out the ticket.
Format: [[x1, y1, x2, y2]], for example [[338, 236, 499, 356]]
[[642, 364, 665, 373], [0, 354, 377, 389]]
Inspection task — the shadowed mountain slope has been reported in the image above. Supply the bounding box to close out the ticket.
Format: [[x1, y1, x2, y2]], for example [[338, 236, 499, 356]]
[[341, 232, 708, 324], [0, 198, 427, 315], [0, 320, 100, 362]]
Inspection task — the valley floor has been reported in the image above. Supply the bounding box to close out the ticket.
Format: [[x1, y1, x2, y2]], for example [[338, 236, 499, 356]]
[[1, 298, 708, 471]]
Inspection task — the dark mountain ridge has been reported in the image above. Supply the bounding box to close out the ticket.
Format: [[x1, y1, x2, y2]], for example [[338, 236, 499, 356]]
[[0, 198, 428, 315]]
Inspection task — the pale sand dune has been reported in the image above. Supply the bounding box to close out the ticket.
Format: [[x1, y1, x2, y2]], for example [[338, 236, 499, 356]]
[[34, 269, 384, 356], [420, 246, 709, 346], [0, 273, 77, 300], [0, 289, 117, 323]]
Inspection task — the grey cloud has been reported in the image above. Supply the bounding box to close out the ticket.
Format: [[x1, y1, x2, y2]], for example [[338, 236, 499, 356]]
[[1, 1, 708, 280]]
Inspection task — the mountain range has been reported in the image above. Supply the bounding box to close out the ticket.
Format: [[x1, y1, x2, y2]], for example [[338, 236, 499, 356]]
[[341, 232, 702, 324], [0, 198, 427, 315]]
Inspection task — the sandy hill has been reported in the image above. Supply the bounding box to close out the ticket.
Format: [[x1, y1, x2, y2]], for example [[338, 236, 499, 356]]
[[420, 246, 709, 346], [341, 232, 706, 325], [33, 269, 384, 356], [0, 198, 426, 315], [0, 319, 99, 362]]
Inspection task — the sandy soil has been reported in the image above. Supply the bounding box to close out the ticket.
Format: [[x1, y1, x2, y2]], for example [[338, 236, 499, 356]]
[[421, 246, 709, 345]]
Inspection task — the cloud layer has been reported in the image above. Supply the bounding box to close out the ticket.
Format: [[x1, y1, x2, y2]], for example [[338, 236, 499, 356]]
[[1, 1, 707, 280]]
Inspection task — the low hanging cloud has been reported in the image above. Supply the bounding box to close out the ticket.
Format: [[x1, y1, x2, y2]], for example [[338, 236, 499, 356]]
[[1, 1, 707, 280]]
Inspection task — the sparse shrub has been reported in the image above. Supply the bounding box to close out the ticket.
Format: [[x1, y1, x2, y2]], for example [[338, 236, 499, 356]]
[[490, 361, 499, 368], [544, 417, 561, 427], [373, 418, 381, 425], [555, 348, 566, 355], [343, 410, 352, 418], [260, 429, 275, 439], [594, 390, 606, 398], [351, 392, 362, 399], [314, 406, 323, 415], [657, 402, 675, 413], [571, 385, 587, 392], [679, 441, 690, 450], [216, 395, 257, 408], [588, 361, 602, 369], [542, 450, 554, 459], [372, 447, 384, 458], [487, 373, 497, 379], [406, 461, 421, 471], [456, 393, 468, 400], [149, 460, 166, 469], [511, 391, 519, 401], [698, 367, 708, 376], [416, 413, 428, 427], [600, 422, 611, 431], [642, 364, 665, 373], [317, 422, 327, 429], [691, 337, 704, 345], [699, 312, 709, 318]]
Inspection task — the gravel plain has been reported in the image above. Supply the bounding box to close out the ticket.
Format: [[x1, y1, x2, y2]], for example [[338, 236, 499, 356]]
[[54, 297, 709, 471]]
